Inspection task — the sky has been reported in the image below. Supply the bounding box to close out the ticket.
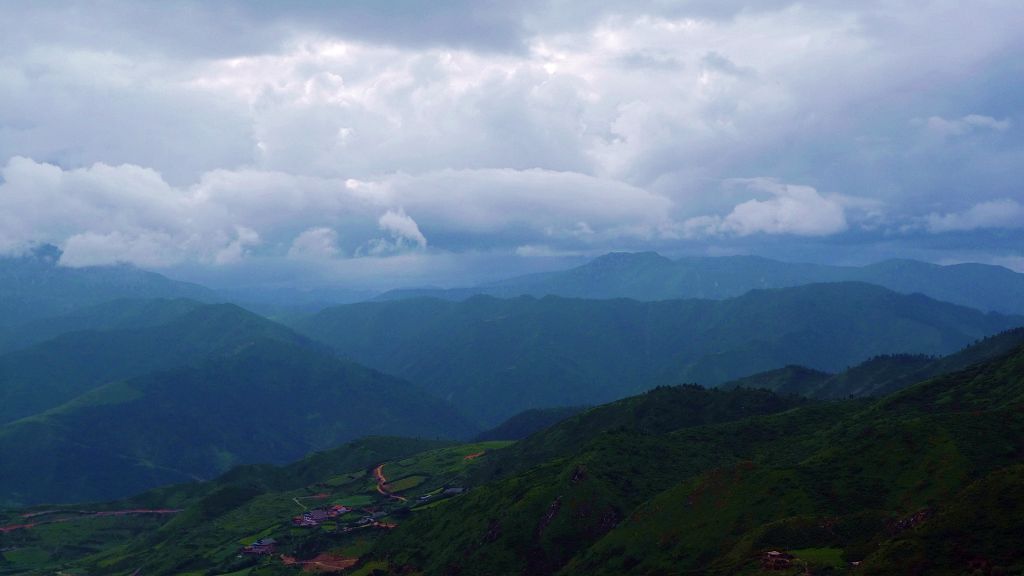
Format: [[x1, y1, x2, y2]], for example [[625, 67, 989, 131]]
[[0, 0, 1022, 290]]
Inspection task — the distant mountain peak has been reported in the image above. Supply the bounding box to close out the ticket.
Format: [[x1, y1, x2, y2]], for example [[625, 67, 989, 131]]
[[591, 251, 670, 264], [0, 245, 216, 329], [868, 258, 940, 269], [580, 251, 674, 273]]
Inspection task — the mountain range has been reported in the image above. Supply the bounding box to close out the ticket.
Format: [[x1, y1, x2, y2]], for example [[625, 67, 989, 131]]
[[721, 326, 1024, 400], [296, 282, 1021, 425], [5, 281, 1017, 505], [2, 247, 1024, 573], [0, 245, 213, 331], [380, 251, 1024, 315], [0, 301, 298, 424], [0, 304, 475, 506]]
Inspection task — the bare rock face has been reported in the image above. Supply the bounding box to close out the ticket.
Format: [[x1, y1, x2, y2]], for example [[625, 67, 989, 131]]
[[536, 496, 563, 538]]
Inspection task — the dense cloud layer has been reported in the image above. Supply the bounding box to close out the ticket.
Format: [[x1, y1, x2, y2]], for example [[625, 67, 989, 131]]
[[0, 1, 1021, 286]]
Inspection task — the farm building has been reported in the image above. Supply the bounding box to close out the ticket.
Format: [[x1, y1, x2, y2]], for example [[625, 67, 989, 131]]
[[241, 538, 277, 555]]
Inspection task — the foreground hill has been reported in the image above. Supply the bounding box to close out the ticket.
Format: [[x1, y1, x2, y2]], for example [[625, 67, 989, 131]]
[[0, 244, 213, 330], [0, 436, 453, 574], [0, 336, 477, 506], [0, 302, 308, 425], [380, 252, 1024, 315], [297, 282, 1021, 425], [370, 342, 1024, 575], [0, 388, 803, 575], [9, 343, 1020, 575]]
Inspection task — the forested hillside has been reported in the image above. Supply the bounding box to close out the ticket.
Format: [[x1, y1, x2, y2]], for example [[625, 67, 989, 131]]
[[298, 282, 1021, 424], [4, 343, 1020, 575]]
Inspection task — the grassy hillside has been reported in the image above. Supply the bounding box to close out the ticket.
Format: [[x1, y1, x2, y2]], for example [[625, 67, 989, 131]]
[[0, 336, 477, 506], [720, 326, 1024, 400], [378, 252, 1024, 315], [370, 344, 1024, 575], [0, 245, 213, 330], [3, 344, 1022, 574], [364, 386, 810, 575], [0, 303, 308, 425], [0, 386, 800, 576], [720, 365, 832, 397], [470, 385, 808, 482], [297, 283, 1021, 425], [858, 463, 1024, 575], [0, 436, 451, 575], [474, 407, 588, 441], [0, 297, 205, 354]]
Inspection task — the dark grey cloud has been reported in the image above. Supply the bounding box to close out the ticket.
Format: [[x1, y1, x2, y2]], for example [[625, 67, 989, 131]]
[[0, 0, 946, 58], [0, 0, 1022, 287], [1, 0, 534, 57]]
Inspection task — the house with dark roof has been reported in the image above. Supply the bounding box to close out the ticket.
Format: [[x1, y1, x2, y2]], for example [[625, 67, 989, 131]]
[[292, 505, 352, 527], [241, 538, 277, 555]]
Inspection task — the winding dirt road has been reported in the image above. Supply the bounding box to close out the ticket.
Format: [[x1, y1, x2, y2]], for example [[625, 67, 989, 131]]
[[0, 508, 182, 533], [373, 464, 407, 502]]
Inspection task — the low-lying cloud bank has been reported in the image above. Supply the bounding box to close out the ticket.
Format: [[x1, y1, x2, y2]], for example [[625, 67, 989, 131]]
[[2, 155, 1013, 280], [0, 157, 680, 268]]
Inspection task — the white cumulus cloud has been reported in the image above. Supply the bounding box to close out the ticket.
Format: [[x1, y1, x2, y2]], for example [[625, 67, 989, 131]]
[[926, 199, 1024, 232], [288, 227, 342, 260], [924, 114, 1012, 138], [361, 209, 428, 256], [0, 156, 679, 268], [683, 179, 849, 237]]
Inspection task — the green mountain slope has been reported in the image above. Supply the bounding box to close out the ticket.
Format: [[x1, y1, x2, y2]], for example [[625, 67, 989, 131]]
[[854, 258, 1024, 316], [470, 385, 808, 482], [5, 345, 1022, 575], [474, 406, 588, 441], [0, 245, 214, 330], [721, 326, 1024, 400], [0, 387, 800, 576], [0, 302, 307, 425], [371, 392, 835, 576], [720, 364, 832, 397], [379, 252, 1024, 315], [0, 338, 477, 506], [369, 343, 1024, 576], [95, 439, 505, 576], [858, 463, 1024, 575], [0, 297, 205, 354], [0, 436, 452, 575], [297, 283, 1021, 425]]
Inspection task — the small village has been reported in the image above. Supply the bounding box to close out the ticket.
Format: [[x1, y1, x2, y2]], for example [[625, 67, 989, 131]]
[[237, 457, 471, 565], [0, 445, 497, 575]]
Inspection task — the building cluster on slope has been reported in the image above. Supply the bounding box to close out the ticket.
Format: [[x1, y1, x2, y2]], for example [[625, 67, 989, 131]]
[[292, 504, 351, 527], [241, 467, 475, 560]]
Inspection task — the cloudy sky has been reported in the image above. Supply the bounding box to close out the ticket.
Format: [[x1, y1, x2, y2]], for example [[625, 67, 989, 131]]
[[1, 1, 1022, 289]]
